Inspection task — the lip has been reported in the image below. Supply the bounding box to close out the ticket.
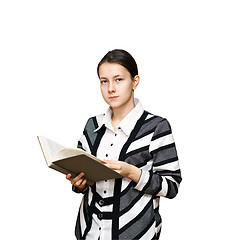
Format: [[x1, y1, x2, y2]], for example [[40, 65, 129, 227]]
[[109, 96, 118, 99]]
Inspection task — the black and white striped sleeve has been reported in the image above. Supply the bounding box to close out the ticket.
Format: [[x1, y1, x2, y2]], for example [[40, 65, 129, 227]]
[[134, 118, 182, 199], [77, 118, 93, 154], [72, 118, 92, 194]]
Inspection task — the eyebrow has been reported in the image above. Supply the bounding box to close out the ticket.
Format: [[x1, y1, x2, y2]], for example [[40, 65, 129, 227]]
[[100, 74, 123, 79]]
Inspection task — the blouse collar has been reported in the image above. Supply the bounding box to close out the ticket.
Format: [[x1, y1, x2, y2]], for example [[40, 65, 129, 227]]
[[94, 98, 144, 136]]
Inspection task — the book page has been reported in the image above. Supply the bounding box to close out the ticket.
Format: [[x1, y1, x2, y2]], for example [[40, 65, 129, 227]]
[[54, 148, 86, 161], [38, 136, 123, 184], [38, 136, 65, 166], [54, 148, 104, 163]]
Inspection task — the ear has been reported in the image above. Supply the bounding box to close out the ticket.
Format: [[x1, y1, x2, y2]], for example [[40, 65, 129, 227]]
[[132, 75, 140, 90]]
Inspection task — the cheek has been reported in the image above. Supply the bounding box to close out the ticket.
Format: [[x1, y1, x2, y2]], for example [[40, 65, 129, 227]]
[[122, 82, 134, 95], [100, 86, 110, 102], [100, 85, 106, 95]]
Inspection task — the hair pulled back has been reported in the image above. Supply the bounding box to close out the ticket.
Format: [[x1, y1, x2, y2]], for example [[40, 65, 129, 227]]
[[97, 49, 138, 78]]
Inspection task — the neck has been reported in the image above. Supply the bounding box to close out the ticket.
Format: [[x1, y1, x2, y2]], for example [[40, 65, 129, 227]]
[[111, 98, 135, 130]]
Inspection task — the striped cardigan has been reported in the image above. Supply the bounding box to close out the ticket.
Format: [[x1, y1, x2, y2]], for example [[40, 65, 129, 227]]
[[73, 110, 182, 240]]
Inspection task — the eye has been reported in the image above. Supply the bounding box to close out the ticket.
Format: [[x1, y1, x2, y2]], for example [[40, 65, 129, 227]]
[[116, 78, 123, 82], [100, 80, 108, 84]]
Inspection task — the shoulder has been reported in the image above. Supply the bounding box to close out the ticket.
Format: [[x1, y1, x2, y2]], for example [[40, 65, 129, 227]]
[[143, 111, 173, 134], [83, 113, 105, 131], [144, 111, 168, 126]]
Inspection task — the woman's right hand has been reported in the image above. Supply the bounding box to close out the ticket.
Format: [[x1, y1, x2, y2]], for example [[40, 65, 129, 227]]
[[66, 172, 87, 192]]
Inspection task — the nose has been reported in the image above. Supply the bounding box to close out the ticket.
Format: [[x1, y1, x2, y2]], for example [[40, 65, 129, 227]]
[[108, 81, 116, 93]]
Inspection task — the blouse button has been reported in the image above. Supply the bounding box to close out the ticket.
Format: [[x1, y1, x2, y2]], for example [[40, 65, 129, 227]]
[[99, 200, 105, 206], [110, 143, 113, 146], [98, 213, 103, 220], [106, 154, 108, 157]]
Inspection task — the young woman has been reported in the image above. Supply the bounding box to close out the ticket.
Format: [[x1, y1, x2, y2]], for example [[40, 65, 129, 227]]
[[66, 49, 182, 240]]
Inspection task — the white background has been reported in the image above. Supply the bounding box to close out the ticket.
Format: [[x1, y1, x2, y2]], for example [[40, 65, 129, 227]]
[[0, 0, 234, 239]]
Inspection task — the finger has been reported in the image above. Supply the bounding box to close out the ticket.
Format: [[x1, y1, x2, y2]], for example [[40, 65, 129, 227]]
[[82, 178, 87, 186], [66, 173, 72, 180], [103, 160, 121, 166], [105, 163, 121, 170], [75, 178, 83, 186], [78, 178, 87, 187], [114, 169, 121, 174], [71, 173, 85, 185], [102, 160, 116, 164], [75, 177, 86, 187], [72, 172, 85, 181], [76, 172, 85, 179]]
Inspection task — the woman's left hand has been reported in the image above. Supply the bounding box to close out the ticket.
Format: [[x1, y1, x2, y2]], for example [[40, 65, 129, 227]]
[[102, 160, 141, 183]]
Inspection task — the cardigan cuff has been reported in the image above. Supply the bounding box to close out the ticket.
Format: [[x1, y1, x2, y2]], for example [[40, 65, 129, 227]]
[[134, 170, 150, 192], [72, 185, 88, 194]]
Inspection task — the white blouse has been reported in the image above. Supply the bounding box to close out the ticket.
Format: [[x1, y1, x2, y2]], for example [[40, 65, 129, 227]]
[[86, 99, 144, 240]]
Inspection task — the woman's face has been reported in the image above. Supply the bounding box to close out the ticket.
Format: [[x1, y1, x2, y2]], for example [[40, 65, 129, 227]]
[[98, 62, 139, 110]]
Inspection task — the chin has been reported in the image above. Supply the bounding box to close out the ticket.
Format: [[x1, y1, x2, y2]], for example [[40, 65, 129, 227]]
[[108, 103, 120, 109], [104, 98, 119, 107]]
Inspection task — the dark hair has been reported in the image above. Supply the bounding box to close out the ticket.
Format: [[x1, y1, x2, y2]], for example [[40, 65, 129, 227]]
[[97, 49, 138, 78]]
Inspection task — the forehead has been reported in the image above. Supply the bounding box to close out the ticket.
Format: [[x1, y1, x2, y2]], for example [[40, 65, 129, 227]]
[[99, 63, 130, 78]]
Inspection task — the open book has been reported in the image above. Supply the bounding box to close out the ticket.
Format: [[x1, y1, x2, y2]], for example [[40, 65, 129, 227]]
[[37, 136, 123, 185]]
